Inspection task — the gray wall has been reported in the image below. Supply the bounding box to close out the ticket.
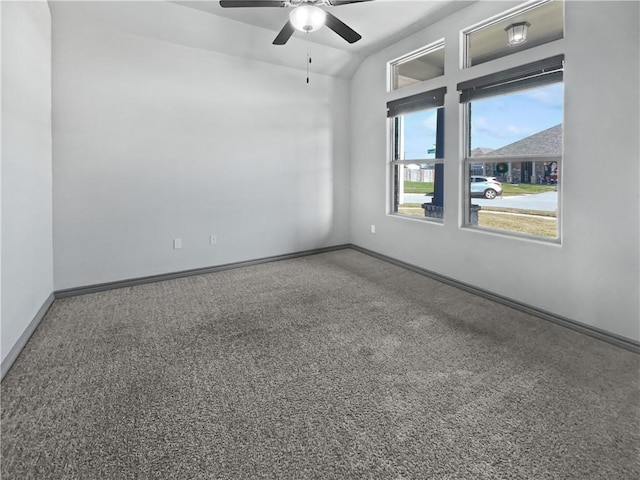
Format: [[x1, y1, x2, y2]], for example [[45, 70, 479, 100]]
[[51, 2, 351, 290], [1, 0, 54, 366], [350, 1, 639, 342]]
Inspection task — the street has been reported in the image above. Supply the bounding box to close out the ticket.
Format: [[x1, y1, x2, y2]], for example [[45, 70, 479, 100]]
[[403, 191, 558, 212]]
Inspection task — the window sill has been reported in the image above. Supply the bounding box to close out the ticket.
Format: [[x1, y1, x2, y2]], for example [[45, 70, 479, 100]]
[[388, 212, 444, 225], [461, 223, 561, 246]]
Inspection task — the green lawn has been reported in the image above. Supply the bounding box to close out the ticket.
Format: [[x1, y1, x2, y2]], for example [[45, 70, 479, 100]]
[[501, 183, 556, 196], [397, 202, 558, 237], [403, 181, 434, 194], [402, 181, 555, 197], [481, 206, 556, 218]]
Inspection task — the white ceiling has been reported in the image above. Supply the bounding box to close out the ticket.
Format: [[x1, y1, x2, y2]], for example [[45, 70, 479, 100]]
[[49, 0, 475, 79], [173, 0, 475, 57]]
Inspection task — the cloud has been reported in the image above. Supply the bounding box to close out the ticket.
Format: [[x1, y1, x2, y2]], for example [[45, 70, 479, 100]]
[[506, 124, 534, 136], [474, 116, 506, 137], [522, 86, 564, 108], [474, 116, 534, 140]]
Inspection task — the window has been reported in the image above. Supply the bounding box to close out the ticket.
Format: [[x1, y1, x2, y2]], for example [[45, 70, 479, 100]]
[[388, 41, 444, 91], [463, 0, 563, 68], [388, 88, 446, 220], [458, 55, 564, 239]]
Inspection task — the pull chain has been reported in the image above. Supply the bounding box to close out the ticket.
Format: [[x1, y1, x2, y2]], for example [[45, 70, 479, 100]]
[[306, 31, 311, 84]]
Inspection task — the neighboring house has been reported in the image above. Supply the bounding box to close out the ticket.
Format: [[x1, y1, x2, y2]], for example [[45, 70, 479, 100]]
[[472, 124, 562, 183], [470, 147, 495, 157]]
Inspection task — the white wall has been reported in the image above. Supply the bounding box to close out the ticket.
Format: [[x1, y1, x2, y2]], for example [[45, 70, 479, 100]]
[[51, 2, 351, 290], [350, 1, 640, 342], [5, 0, 636, 355], [1, 0, 54, 365]]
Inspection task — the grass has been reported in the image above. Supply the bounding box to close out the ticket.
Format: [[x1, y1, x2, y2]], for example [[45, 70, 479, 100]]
[[398, 207, 425, 217], [403, 181, 434, 194], [480, 207, 556, 218], [501, 183, 556, 196], [478, 211, 557, 237], [402, 181, 556, 197], [398, 203, 426, 217], [397, 202, 558, 237]]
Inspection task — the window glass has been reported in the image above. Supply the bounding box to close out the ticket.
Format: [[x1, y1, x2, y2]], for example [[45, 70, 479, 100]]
[[400, 109, 438, 160], [464, 0, 563, 68], [389, 41, 444, 91], [465, 81, 563, 239], [393, 162, 440, 219], [470, 83, 563, 153], [391, 106, 444, 220]]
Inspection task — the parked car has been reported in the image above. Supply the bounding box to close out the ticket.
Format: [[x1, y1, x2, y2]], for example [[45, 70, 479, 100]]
[[470, 176, 503, 199]]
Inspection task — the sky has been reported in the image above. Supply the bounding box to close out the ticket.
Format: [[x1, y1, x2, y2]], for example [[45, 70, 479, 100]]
[[400, 82, 564, 160]]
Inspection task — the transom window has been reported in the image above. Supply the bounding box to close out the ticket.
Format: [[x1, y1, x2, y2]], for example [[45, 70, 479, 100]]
[[388, 41, 445, 91], [463, 0, 564, 68]]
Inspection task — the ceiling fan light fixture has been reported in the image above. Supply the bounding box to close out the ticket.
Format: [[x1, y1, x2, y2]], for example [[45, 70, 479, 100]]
[[289, 5, 327, 33], [505, 22, 530, 46]]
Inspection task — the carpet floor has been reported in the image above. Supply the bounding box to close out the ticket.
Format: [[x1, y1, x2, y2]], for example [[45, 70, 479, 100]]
[[1, 249, 639, 479]]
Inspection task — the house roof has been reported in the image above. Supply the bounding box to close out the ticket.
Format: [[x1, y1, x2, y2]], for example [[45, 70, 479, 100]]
[[470, 147, 494, 157], [481, 124, 562, 157]]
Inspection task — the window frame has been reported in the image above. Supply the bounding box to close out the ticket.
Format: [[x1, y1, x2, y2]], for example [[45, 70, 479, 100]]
[[461, 0, 564, 69], [387, 39, 445, 92], [388, 87, 446, 222], [458, 55, 564, 241]]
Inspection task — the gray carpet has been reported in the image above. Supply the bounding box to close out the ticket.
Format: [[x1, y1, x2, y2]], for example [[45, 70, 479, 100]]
[[1, 249, 639, 479]]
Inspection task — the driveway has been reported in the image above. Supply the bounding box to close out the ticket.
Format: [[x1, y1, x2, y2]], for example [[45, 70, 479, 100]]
[[403, 191, 558, 212]]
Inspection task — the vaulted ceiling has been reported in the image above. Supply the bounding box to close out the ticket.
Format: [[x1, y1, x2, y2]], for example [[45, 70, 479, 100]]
[[50, 1, 475, 78], [174, 1, 474, 57]]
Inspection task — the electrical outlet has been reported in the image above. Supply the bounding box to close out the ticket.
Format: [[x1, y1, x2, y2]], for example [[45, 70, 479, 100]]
[[210, 235, 217, 245], [370, 225, 376, 234], [173, 238, 182, 249]]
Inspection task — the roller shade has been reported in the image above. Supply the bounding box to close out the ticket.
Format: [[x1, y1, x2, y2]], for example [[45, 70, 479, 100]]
[[457, 54, 564, 103], [387, 87, 446, 118]]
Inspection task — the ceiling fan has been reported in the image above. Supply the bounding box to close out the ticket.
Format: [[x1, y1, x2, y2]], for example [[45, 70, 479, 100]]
[[219, 0, 373, 45]]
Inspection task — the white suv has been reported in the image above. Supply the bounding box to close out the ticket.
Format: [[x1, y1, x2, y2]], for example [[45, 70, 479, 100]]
[[470, 176, 503, 199]]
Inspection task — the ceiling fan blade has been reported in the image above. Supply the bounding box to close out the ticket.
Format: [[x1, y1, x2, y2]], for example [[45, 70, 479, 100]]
[[328, 0, 374, 5], [219, 1, 285, 7], [273, 21, 295, 45], [324, 12, 362, 44]]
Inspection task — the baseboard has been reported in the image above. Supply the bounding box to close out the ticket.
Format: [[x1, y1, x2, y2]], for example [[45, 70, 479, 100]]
[[54, 244, 352, 299], [349, 244, 640, 354], [37, 242, 640, 360], [1, 292, 55, 381]]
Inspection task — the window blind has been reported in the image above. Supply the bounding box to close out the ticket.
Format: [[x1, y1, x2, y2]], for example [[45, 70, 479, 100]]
[[457, 54, 564, 103], [387, 87, 446, 118]]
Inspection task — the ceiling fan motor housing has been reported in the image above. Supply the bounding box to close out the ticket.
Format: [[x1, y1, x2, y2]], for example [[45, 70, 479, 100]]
[[289, 5, 327, 32]]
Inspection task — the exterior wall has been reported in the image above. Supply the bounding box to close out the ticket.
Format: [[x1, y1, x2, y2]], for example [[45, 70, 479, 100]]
[[1, 0, 54, 366], [51, 2, 351, 290], [350, 1, 640, 341]]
